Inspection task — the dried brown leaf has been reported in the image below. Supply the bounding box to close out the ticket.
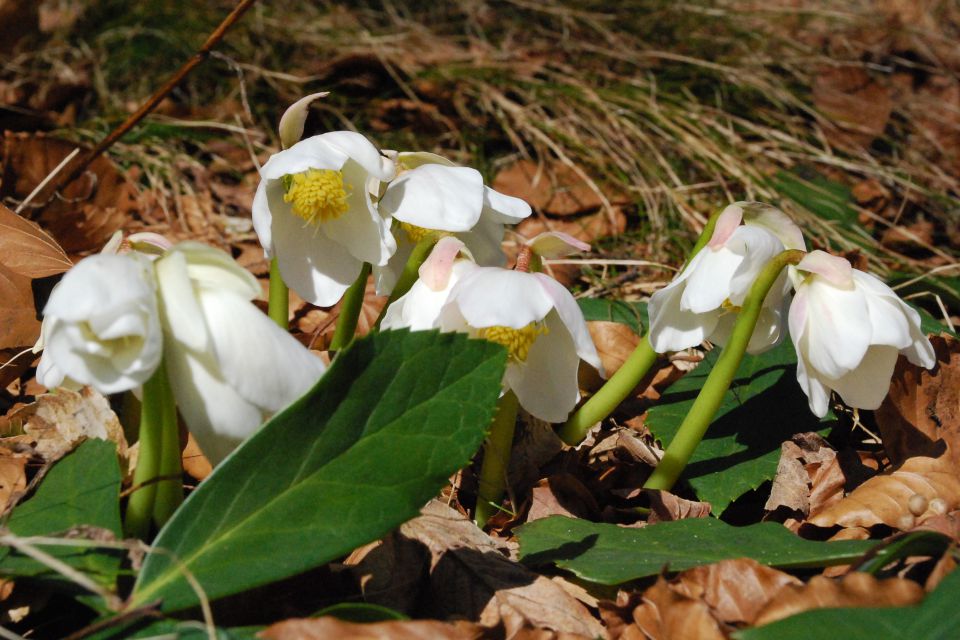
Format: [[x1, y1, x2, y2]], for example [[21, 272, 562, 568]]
[[876, 335, 960, 465], [515, 208, 626, 248], [765, 433, 844, 519], [813, 66, 893, 147], [494, 159, 619, 217], [0, 203, 71, 278], [753, 572, 924, 627], [527, 473, 600, 523], [0, 451, 27, 513], [259, 617, 485, 640], [809, 456, 960, 529], [645, 490, 712, 523], [580, 321, 640, 392], [630, 575, 727, 640]]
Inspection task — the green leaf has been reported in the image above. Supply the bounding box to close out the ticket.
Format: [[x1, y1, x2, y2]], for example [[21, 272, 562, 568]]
[[735, 559, 960, 640], [313, 602, 409, 623], [645, 339, 834, 513], [0, 439, 123, 586], [517, 516, 875, 585], [132, 330, 506, 612], [577, 298, 647, 335]]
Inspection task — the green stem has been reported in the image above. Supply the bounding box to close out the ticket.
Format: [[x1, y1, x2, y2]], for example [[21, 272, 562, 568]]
[[559, 335, 658, 444], [475, 391, 520, 527], [150, 363, 182, 527], [329, 262, 372, 351], [643, 249, 805, 492], [686, 209, 722, 264], [373, 236, 439, 330], [268, 257, 289, 330], [124, 365, 166, 539]]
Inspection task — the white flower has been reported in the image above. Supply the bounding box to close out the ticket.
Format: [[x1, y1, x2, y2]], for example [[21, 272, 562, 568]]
[[438, 267, 603, 423], [36, 253, 162, 394], [155, 242, 326, 464], [252, 131, 397, 307], [789, 250, 935, 417], [373, 151, 531, 294], [648, 202, 806, 355]]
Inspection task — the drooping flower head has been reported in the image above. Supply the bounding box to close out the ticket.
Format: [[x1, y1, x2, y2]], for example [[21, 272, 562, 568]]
[[788, 250, 936, 417], [373, 151, 531, 294], [253, 131, 397, 306], [648, 202, 805, 355]]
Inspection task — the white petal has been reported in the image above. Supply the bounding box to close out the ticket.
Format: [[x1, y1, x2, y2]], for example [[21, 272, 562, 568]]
[[680, 246, 741, 313], [155, 250, 211, 352], [278, 92, 329, 150], [172, 242, 261, 300], [419, 236, 467, 291], [797, 278, 871, 378], [725, 225, 785, 305], [533, 273, 603, 375], [528, 232, 590, 258], [320, 131, 395, 181], [505, 310, 581, 423], [372, 234, 413, 296], [648, 274, 717, 353], [796, 250, 854, 288], [397, 150, 456, 169], [828, 345, 900, 411], [322, 161, 396, 266], [272, 203, 364, 307], [199, 289, 325, 413], [259, 135, 348, 180], [794, 352, 832, 418], [740, 201, 806, 251], [458, 216, 510, 267], [44, 254, 150, 322], [707, 204, 744, 249], [380, 164, 484, 232], [482, 186, 532, 223], [448, 268, 553, 329], [252, 179, 275, 257]]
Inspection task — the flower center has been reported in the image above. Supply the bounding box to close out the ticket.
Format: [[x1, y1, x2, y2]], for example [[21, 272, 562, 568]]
[[477, 322, 549, 362], [282, 169, 350, 225], [399, 221, 452, 243], [721, 298, 742, 314]]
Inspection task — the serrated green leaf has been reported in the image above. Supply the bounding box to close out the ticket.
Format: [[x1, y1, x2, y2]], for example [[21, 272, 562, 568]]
[[577, 298, 647, 335], [132, 330, 506, 612], [0, 439, 123, 586], [645, 339, 834, 513], [517, 516, 875, 585], [735, 560, 960, 640]]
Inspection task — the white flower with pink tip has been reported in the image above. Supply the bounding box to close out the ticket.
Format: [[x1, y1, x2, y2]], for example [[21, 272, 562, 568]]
[[788, 250, 936, 417]]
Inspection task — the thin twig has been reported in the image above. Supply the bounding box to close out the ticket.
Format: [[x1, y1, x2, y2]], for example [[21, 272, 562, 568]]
[[13, 148, 80, 214], [44, 0, 258, 199]]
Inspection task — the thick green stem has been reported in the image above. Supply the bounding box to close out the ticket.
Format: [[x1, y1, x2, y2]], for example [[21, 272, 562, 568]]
[[329, 262, 372, 351], [151, 364, 182, 526], [559, 335, 658, 444], [373, 236, 440, 330], [268, 257, 289, 330], [125, 364, 167, 538], [475, 391, 520, 527], [643, 249, 805, 492]]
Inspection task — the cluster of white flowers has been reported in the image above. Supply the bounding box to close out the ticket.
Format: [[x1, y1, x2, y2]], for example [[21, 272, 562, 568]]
[[647, 202, 937, 417], [36, 236, 325, 464]]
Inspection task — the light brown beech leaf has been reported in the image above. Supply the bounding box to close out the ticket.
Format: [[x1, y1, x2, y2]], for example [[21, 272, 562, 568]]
[[752, 572, 924, 627], [765, 433, 845, 520], [809, 456, 960, 529], [645, 490, 712, 523], [580, 321, 640, 392], [0, 203, 72, 278], [259, 617, 484, 640], [630, 575, 727, 640], [0, 450, 27, 513]]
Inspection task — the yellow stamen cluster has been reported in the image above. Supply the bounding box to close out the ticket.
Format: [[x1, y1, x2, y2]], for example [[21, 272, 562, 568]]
[[399, 221, 451, 243], [478, 322, 549, 363], [720, 298, 742, 314], [283, 169, 350, 225]]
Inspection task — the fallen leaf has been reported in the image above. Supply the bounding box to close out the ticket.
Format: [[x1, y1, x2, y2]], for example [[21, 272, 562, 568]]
[[630, 575, 728, 640], [527, 474, 600, 523], [0, 450, 27, 513], [0, 203, 72, 278], [752, 572, 924, 627], [0, 1, 38, 54], [765, 433, 845, 519], [515, 208, 627, 248], [812, 66, 893, 147], [5, 387, 127, 463], [808, 456, 960, 530], [260, 617, 485, 640], [580, 321, 640, 391], [645, 490, 712, 523], [181, 432, 212, 482], [493, 159, 621, 217], [876, 335, 960, 465]]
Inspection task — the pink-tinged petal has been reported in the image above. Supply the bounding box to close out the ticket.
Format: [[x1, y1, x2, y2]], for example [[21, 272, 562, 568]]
[[726, 225, 786, 305], [272, 205, 364, 307], [126, 232, 173, 255], [528, 231, 590, 258], [322, 161, 397, 266], [707, 203, 744, 249], [797, 277, 871, 377], [278, 92, 329, 150], [259, 135, 349, 180], [320, 131, 395, 181], [419, 236, 467, 291], [533, 272, 603, 375], [482, 186, 531, 223], [380, 164, 484, 232], [199, 288, 325, 413], [796, 251, 854, 289], [740, 201, 806, 251], [681, 245, 742, 313], [448, 268, 553, 329], [828, 345, 900, 411], [383, 260, 477, 332], [648, 279, 717, 353], [504, 310, 581, 423], [155, 251, 210, 353]]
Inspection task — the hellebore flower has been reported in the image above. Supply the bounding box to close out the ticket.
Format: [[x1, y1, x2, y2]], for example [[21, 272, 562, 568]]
[[155, 242, 326, 464], [374, 151, 531, 294], [438, 267, 603, 423], [648, 202, 805, 355], [788, 250, 935, 417], [253, 131, 397, 306], [37, 253, 162, 394]]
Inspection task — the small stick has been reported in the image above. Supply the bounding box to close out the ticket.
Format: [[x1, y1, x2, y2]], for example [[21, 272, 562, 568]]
[[14, 148, 80, 213], [43, 0, 259, 199]]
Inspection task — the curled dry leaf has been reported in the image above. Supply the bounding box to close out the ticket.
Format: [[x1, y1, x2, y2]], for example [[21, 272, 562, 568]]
[[645, 490, 712, 523], [752, 572, 924, 627], [5, 387, 127, 463], [493, 159, 625, 217], [0, 203, 72, 278], [0, 450, 27, 513], [527, 473, 601, 523], [812, 66, 893, 148], [580, 321, 640, 392], [515, 208, 627, 250], [259, 617, 485, 640], [809, 456, 960, 530], [630, 575, 727, 640], [765, 433, 845, 521], [876, 335, 960, 465]]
